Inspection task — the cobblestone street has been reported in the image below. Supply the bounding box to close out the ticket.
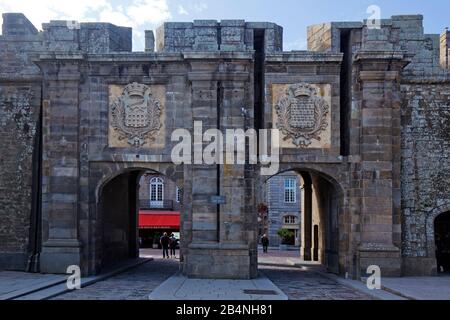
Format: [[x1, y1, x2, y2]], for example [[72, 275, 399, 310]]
[[260, 265, 373, 300], [50, 249, 373, 300], [53, 254, 180, 300]]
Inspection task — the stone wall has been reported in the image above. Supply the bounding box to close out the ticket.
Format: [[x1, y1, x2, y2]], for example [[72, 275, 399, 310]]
[[0, 13, 133, 271], [0, 13, 42, 271], [307, 23, 332, 52], [308, 14, 450, 275], [401, 83, 450, 275], [157, 20, 282, 52], [440, 30, 450, 69], [0, 85, 40, 270]]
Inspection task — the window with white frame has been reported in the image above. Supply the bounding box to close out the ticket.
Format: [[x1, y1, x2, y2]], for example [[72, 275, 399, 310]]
[[284, 215, 297, 225], [284, 179, 296, 203], [150, 177, 164, 206]]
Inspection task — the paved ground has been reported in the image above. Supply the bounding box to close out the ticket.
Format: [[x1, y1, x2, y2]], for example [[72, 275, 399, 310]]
[[51, 249, 373, 300], [53, 252, 179, 300], [0, 271, 65, 300], [381, 276, 450, 300], [260, 265, 374, 300], [0, 248, 442, 300], [259, 247, 300, 261], [149, 274, 288, 300], [258, 247, 321, 267]]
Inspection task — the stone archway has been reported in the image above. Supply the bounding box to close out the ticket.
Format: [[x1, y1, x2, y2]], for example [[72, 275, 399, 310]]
[[87, 163, 184, 275], [260, 166, 348, 274], [97, 169, 142, 270], [435, 211, 450, 273], [426, 202, 450, 274]]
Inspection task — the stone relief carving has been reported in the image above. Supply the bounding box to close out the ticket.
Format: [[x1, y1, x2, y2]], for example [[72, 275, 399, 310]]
[[275, 83, 330, 147], [111, 82, 162, 147]]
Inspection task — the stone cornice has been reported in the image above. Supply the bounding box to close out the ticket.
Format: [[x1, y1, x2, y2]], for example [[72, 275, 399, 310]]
[[359, 70, 399, 82], [354, 50, 407, 62], [37, 53, 86, 61], [86, 52, 184, 62], [0, 75, 42, 83], [266, 51, 343, 63], [183, 51, 254, 60], [188, 71, 250, 82]]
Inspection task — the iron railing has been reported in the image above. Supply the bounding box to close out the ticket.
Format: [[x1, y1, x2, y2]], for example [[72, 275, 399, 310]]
[[139, 199, 174, 210]]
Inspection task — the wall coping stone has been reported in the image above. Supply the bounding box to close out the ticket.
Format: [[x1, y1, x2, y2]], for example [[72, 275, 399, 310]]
[[266, 52, 343, 63]]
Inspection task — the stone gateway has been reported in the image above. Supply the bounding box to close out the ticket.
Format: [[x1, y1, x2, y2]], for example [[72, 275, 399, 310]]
[[1, 13, 450, 279]]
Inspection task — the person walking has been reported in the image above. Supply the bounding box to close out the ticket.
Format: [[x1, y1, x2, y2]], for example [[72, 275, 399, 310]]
[[169, 234, 178, 259], [160, 232, 170, 259], [261, 234, 269, 253]]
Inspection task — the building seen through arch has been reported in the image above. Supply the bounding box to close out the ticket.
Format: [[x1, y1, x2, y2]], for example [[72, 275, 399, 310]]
[[260, 169, 340, 272], [262, 172, 302, 248], [138, 173, 181, 249], [96, 168, 183, 272]]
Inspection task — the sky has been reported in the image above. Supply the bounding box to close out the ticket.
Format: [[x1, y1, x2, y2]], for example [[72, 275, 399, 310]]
[[0, 0, 449, 51]]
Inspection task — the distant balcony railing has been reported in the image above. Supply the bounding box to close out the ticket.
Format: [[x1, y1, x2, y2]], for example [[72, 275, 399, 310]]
[[139, 199, 174, 210]]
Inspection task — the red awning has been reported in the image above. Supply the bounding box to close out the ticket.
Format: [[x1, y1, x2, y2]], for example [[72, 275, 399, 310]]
[[139, 211, 180, 229]]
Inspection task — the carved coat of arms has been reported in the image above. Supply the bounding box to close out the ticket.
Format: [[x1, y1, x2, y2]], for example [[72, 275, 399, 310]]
[[275, 83, 329, 147], [111, 83, 162, 147]]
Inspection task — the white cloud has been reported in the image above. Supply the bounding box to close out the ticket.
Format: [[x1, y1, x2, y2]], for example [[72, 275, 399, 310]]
[[99, 8, 134, 27], [178, 5, 189, 16], [126, 0, 171, 25], [0, 0, 109, 30], [193, 2, 208, 13], [284, 38, 307, 51], [0, 0, 172, 50]]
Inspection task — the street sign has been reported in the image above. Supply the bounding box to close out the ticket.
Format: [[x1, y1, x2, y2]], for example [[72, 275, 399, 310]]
[[210, 196, 226, 205]]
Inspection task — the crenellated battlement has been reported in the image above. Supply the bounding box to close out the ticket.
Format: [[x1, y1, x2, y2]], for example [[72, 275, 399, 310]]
[[1, 13, 282, 54], [1, 13, 38, 37], [307, 14, 450, 75], [156, 20, 283, 52], [1, 13, 132, 54], [440, 28, 450, 69]]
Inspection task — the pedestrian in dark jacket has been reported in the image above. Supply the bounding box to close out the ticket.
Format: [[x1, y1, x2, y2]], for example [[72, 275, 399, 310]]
[[160, 232, 170, 259], [261, 234, 269, 253], [169, 234, 178, 259]]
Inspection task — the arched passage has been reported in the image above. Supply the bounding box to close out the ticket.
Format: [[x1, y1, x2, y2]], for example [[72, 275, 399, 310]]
[[91, 164, 184, 274], [435, 211, 450, 273], [98, 170, 141, 268], [259, 167, 346, 274]]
